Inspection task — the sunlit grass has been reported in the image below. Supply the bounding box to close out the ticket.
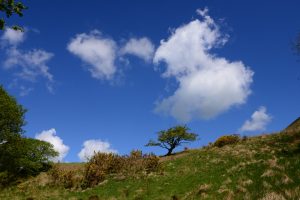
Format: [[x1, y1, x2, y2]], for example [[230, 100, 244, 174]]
[[1, 130, 300, 199]]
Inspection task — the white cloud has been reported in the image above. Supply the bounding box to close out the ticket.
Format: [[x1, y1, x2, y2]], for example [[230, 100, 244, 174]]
[[1, 28, 54, 94], [67, 30, 117, 80], [4, 48, 54, 82], [240, 106, 272, 132], [1, 28, 25, 46], [78, 139, 117, 162], [120, 37, 155, 62], [35, 129, 70, 162], [153, 8, 254, 122]]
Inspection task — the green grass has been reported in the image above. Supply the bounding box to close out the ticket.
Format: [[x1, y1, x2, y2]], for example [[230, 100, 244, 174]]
[[2, 130, 300, 200]]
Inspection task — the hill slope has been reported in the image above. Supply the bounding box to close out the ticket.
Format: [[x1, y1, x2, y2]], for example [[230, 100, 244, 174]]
[[1, 130, 300, 200], [285, 117, 300, 132]]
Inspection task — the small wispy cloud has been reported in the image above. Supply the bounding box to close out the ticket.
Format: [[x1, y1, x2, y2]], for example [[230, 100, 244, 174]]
[[4, 48, 54, 82], [1, 28, 55, 94], [120, 37, 155, 62]]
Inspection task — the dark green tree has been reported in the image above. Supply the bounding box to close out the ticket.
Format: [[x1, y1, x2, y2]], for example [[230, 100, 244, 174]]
[[0, 84, 26, 139], [146, 125, 198, 156], [0, 0, 27, 31], [0, 86, 58, 185]]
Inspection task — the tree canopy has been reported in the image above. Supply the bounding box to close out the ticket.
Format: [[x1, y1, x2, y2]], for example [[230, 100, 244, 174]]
[[0, 0, 26, 31], [0, 85, 26, 139], [0, 86, 57, 186], [146, 125, 198, 156]]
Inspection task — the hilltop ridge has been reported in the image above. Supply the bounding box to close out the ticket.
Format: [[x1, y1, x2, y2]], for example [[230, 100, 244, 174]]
[[285, 117, 300, 131]]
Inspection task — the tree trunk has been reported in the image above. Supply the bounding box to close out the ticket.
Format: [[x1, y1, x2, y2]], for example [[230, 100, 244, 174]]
[[165, 147, 175, 156]]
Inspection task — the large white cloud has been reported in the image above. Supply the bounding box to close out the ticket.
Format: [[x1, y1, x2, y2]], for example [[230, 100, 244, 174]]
[[67, 30, 117, 80], [153, 9, 254, 122], [240, 106, 272, 132], [1, 28, 25, 46], [120, 37, 155, 62], [78, 139, 117, 162], [35, 129, 70, 162]]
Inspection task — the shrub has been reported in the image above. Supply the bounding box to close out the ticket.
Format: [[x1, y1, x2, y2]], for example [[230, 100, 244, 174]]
[[143, 153, 160, 174], [214, 134, 240, 147], [83, 151, 160, 187], [83, 153, 124, 187], [122, 152, 160, 177], [130, 149, 143, 159], [242, 135, 248, 141], [48, 164, 82, 189]]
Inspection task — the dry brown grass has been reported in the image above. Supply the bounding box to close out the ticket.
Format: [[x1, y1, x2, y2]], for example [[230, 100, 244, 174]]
[[260, 192, 286, 200], [281, 174, 293, 185], [262, 181, 273, 189], [261, 169, 276, 178]]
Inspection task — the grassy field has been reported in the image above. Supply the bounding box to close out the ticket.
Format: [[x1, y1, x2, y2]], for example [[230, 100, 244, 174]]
[[1, 129, 300, 200]]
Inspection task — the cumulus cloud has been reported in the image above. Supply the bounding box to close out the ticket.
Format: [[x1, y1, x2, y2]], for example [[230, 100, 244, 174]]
[[67, 30, 117, 80], [120, 37, 155, 62], [153, 8, 254, 122], [240, 106, 272, 132], [78, 139, 117, 162], [35, 129, 70, 162], [1, 28, 25, 46]]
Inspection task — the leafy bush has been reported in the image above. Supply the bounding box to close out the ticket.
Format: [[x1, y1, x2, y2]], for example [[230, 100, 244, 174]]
[[142, 153, 160, 174], [122, 151, 160, 177], [214, 134, 240, 147], [83, 153, 124, 187], [83, 151, 160, 187], [48, 164, 82, 189]]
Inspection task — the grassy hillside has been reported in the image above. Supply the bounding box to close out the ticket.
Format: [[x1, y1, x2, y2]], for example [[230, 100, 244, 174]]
[[1, 129, 300, 200]]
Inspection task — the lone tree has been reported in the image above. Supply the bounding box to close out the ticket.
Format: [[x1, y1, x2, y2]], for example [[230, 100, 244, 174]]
[[146, 125, 198, 156], [0, 0, 27, 31]]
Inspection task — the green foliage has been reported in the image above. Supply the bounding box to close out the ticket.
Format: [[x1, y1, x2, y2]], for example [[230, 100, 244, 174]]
[[213, 134, 240, 147], [146, 125, 198, 156], [0, 0, 26, 30], [0, 136, 58, 186], [0, 85, 26, 138], [0, 86, 58, 186]]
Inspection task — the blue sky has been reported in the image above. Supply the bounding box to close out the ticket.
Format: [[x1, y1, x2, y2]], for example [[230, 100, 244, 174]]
[[1, 0, 300, 162]]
